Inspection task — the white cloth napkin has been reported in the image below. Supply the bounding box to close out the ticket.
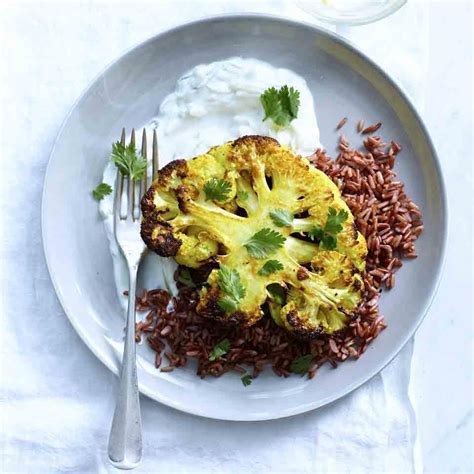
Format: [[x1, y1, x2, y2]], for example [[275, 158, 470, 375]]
[[0, 1, 428, 472]]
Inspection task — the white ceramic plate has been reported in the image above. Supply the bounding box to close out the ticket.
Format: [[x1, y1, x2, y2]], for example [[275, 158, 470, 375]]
[[42, 15, 447, 421]]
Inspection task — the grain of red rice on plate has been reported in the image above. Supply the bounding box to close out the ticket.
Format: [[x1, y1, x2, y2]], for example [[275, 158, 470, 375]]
[[134, 123, 423, 379]]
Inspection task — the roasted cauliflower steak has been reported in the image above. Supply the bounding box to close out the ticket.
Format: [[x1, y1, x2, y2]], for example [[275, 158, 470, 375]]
[[141, 136, 367, 337]]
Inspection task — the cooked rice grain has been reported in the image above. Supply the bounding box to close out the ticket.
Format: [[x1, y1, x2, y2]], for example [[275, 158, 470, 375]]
[[336, 117, 348, 130]]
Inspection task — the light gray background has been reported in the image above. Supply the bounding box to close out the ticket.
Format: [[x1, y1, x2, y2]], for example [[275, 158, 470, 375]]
[[0, 1, 472, 473]]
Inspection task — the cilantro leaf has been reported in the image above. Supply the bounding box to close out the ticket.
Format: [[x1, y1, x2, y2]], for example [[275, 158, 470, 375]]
[[290, 354, 313, 375], [267, 283, 286, 305], [176, 267, 195, 288], [260, 87, 282, 122], [258, 260, 284, 276], [278, 85, 300, 120], [260, 85, 300, 127], [308, 226, 324, 241], [241, 374, 253, 387], [308, 208, 349, 251], [217, 266, 246, 300], [324, 208, 349, 235], [217, 295, 239, 313], [270, 208, 293, 227], [237, 190, 249, 201], [216, 265, 246, 312], [209, 339, 231, 361], [92, 182, 112, 200], [321, 234, 337, 250], [204, 178, 232, 202], [111, 141, 147, 181], [244, 228, 286, 259]]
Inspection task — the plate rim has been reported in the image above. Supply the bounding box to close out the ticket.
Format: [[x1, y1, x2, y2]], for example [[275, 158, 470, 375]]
[[41, 13, 448, 421]]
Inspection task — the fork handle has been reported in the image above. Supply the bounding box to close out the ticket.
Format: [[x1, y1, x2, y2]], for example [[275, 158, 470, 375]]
[[108, 264, 142, 469]]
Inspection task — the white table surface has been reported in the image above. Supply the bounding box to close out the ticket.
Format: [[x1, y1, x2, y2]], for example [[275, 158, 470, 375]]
[[0, 1, 472, 473]]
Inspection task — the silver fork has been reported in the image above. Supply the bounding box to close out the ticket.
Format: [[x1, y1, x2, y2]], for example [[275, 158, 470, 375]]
[[108, 128, 159, 469]]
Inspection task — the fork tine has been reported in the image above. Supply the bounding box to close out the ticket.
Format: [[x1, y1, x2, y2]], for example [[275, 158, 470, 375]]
[[113, 168, 122, 224], [128, 129, 136, 218], [152, 129, 159, 180], [118, 129, 126, 212], [114, 129, 126, 223], [127, 176, 134, 218], [141, 129, 147, 201]]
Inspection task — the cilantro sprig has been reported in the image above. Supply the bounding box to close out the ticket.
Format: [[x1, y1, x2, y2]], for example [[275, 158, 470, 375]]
[[260, 85, 300, 127], [92, 182, 112, 200], [241, 374, 253, 387], [217, 265, 246, 313], [290, 354, 313, 375], [308, 207, 349, 251], [258, 260, 284, 276], [270, 209, 293, 227], [111, 141, 147, 181], [204, 178, 232, 202], [244, 228, 286, 259], [209, 339, 231, 361]]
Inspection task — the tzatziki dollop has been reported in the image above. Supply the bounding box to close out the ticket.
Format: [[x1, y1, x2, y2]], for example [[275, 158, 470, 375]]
[[100, 57, 322, 308]]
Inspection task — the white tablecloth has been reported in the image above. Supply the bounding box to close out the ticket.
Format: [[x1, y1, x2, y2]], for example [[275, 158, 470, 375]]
[[1, 1, 472, 473]]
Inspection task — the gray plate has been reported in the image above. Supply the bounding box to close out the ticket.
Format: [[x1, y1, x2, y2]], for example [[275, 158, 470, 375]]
[[42, 14, 447, 421]]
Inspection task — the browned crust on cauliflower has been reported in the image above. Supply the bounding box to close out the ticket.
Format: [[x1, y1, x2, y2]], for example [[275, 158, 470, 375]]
[[140, 217, 182, 257], [158, 159, 188, 187], [296, 267, 310, 281], [232, 134, 279, 150], [141, 185, 158, 218], [285, 310, 325, 339], [196, 287, 248, 326], [176, 185, 193, 214]]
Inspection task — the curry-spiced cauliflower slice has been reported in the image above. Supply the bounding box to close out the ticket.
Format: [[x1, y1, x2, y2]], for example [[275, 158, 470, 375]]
[[141, 136, 367, 337]]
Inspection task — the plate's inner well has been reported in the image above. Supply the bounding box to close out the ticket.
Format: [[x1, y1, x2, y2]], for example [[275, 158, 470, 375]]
[[42, 16, 445, 420]]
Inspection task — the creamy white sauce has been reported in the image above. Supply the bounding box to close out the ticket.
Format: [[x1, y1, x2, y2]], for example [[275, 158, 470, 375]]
[[100, 57, 322, 309]]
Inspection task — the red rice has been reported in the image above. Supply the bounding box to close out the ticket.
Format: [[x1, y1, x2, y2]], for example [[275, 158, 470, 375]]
[[336, 117, 348, 130], [362, 122, 382, 134]]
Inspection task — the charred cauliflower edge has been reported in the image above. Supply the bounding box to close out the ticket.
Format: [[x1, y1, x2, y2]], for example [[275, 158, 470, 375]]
[[141, 135, 368, 338]]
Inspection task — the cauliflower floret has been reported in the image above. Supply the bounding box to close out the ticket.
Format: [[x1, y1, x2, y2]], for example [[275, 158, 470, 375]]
[[278, 273, 363, 336], [141, 135, 368, 336], [174, 232, 219, 268]]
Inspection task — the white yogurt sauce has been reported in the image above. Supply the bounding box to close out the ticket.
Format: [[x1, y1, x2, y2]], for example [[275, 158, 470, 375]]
[[100, 57, 322, 309]]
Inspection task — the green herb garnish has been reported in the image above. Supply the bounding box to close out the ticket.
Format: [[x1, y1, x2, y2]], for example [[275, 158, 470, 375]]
[[244, 228, 286, 259], [260, 85, 300, 127], [111, 141, 147, 180], [204, 178, 232, 202], [258, 260, 284, 276], [217, 295, 239, 313], [270, 208, 294, 227], [209, 339, 231, 361], [216, 265, 246, 312], [290, 354, 313, 375], [241, 374, 253, 387], [92, 182, 112, 200], [308, 207, 349, 250], [324, 208, 349, 234]]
